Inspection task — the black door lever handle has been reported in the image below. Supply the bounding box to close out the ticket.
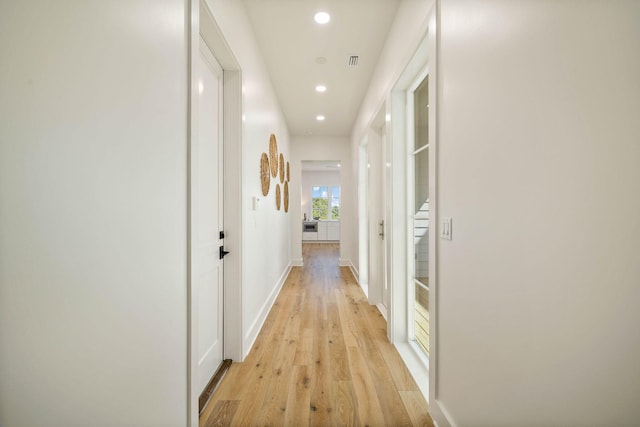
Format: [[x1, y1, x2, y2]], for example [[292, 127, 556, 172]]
[[219, 246, 230, 260]]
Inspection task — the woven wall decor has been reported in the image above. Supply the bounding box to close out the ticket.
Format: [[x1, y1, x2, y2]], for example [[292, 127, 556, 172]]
[[284, 181, 289, 213], [260, 152, 270, 196], [279, 153, 285, 183], [269, 134, 278, 178], [275, 183, 281, 210], [286, 161, 290, 182]]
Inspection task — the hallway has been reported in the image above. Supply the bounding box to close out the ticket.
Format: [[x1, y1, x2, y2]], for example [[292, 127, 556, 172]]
[[200, 243, 433, 426]]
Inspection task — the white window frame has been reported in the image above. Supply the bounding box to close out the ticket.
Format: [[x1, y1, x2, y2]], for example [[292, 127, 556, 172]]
[[311, 185, 340, 220]]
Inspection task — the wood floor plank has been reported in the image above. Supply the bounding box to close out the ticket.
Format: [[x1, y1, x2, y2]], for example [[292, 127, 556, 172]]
[[376, 338, 420, 392], [294, 327, 314, 366], [255, 367, 294, 426], [326, 300, 351, 381], [355, 326, 414, 426], [333, 380, 359, 426], [284, 365, 312, 426], [200, 243, 432, 427], [309, 299, 335, 426], [335, 289, 359, 347], [346, 345, 386, 426], [201, 400, 239, 427]]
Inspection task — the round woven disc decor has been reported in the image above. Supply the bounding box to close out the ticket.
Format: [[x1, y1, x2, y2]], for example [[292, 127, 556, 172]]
[[286, 161, 290, 182], [284, 181, 289, 213], [260, 152, 270, 196], [279, 153, 285, 183], [275, 183, 281, 210], [269, 134, 278, 178]]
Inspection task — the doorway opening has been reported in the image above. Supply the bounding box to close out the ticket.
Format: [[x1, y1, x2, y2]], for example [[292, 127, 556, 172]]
[[300, 161, 342, 250]]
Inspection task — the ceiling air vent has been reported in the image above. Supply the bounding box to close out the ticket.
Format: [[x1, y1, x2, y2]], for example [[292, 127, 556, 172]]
[[348, 55, 359, 67]]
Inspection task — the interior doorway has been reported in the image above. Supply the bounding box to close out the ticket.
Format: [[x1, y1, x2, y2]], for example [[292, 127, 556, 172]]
[[300, 161, 342, 247]]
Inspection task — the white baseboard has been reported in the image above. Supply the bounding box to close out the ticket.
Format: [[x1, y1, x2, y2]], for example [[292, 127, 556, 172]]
[[429, 399, 456, 427], [243, 262, 291, 358], [359, 281, 369, 298], [291, 258, 303, 267], [340, 259, 359, 284]]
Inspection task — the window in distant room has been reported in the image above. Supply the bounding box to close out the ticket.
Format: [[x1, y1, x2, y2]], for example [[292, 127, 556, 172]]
[[312, 186, 329, 220], [311, 185, 341, 220], [331, 186, 340, 219]]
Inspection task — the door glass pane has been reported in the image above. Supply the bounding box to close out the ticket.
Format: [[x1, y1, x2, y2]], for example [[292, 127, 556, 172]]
[[414, 75, 428, 152], [414, 148, 429, 283], [414, 281, 429, 356]]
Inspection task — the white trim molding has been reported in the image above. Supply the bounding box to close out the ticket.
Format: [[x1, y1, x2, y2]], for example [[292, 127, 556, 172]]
[[339, 257, 351, 267]]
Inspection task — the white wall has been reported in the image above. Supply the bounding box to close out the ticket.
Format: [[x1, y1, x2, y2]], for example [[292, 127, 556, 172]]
[[290, 136, 353, 266], [0, 2, 189, 426], [433, 1, 640, 426], [300, 170, 341, 220], [204, 0, 292, 356], [0, 1, 293, 425]]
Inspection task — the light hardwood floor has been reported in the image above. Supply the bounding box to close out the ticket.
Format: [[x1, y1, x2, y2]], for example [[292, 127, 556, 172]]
[[200, 243, 434, 427]]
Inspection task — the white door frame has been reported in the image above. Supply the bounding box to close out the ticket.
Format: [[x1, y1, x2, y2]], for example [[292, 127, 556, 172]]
[[366, 105, 388, 311], [187, 1, 243, 425], [386, 8, 437, 406]]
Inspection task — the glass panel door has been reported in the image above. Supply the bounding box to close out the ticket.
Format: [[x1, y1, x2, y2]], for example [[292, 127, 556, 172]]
[[410, 75, 429, 357]]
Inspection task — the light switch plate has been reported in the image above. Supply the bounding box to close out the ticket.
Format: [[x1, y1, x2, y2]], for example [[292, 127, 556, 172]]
[[253, 196, 261, 210], [441, 217, 452, 240]]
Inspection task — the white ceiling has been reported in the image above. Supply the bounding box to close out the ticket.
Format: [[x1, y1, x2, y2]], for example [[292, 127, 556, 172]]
[[243, 0, 401, 137]]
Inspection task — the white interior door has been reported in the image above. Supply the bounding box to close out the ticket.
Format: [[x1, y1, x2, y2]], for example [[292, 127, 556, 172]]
[[384, 121, 394, 318], [196, 39, 224, 394], [367, 131, 385, 307], [381, 127, 390, 309]]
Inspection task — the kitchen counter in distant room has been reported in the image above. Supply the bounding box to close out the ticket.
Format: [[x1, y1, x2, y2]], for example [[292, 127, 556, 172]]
[[302, 221, 340, 241]]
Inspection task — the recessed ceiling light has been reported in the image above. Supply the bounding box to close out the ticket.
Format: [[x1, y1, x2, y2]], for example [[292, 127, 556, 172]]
[[316, 115, 325, 121], [315, 85, 327, 93], [314, 12, 330, 24]]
